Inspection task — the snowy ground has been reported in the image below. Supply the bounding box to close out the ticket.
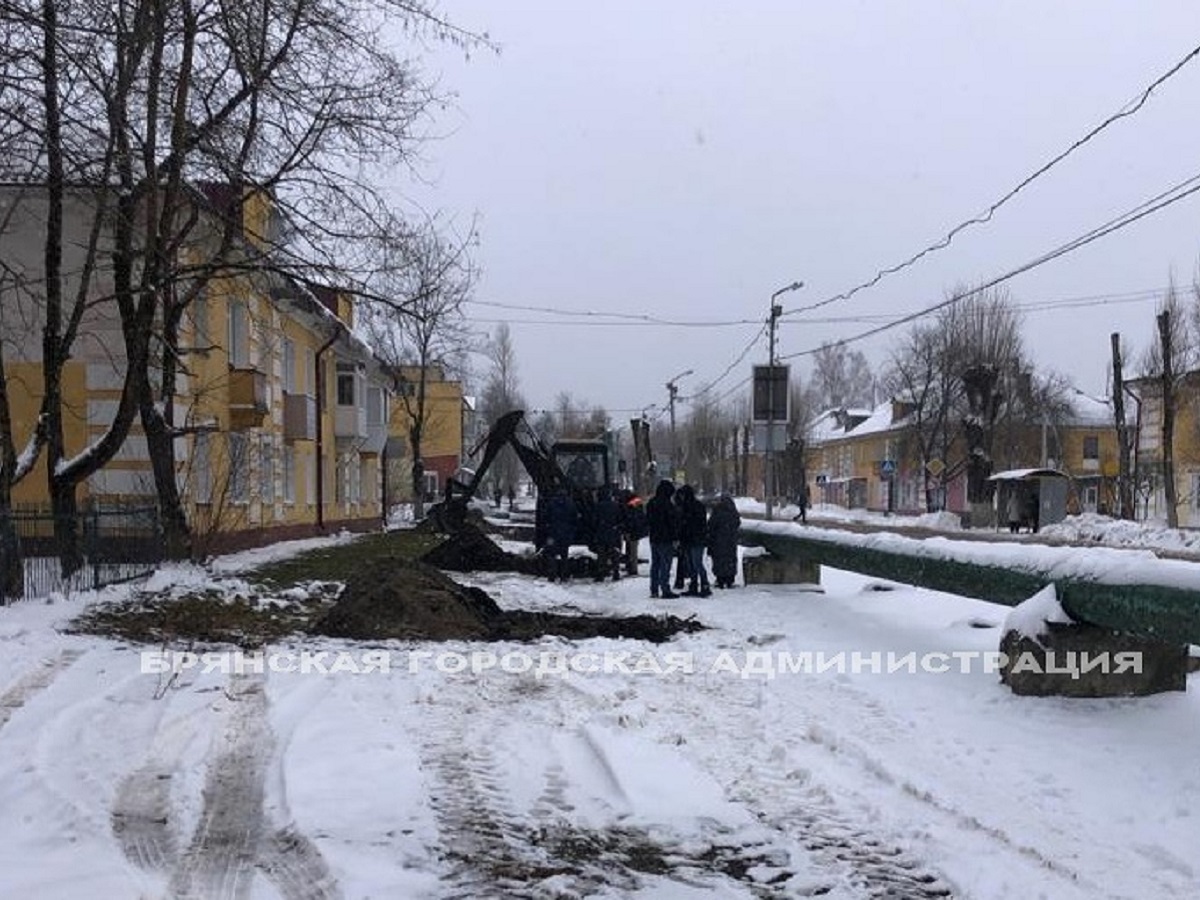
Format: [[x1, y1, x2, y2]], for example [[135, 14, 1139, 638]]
[[1, 514, 1198, 899]]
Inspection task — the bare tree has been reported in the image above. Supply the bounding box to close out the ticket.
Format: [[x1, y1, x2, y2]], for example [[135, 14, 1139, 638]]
[[811, 342, 874, 410], [363, 218, 477, 519], [887, 321, 960, 511], [477, 323, 526, 496], [0, 0, 487, 569], [943, 286, 1024, 517], [1138, 280, 1192, 527], [682, 387, 729, 494]]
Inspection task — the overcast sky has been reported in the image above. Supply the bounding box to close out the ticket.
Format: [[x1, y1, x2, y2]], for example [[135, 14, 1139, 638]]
[[401, 1, 1200, 426]]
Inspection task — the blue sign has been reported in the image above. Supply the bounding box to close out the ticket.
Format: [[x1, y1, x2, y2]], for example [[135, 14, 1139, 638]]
[[880, 459, 897, 479]]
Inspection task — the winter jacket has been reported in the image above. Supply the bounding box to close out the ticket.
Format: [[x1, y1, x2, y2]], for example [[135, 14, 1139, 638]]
[[707, 495, 741, 583], [645, 480, 679, 543], [676, 485, 708, 547], [545, 489, 579, 549], [592, 487, 622, 550]]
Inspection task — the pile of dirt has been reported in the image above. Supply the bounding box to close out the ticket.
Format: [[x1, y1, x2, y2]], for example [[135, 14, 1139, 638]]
[[421, 525, 604, 581], [421, 524, 534, 573], [313, 557, 503, 641], [311, 556, 703, 644]]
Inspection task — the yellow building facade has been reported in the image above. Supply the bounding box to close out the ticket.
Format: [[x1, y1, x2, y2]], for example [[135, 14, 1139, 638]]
[[0, 183, 391, 553]]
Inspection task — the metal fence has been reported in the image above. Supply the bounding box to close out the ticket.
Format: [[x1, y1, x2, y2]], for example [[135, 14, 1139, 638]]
[[0, 503, 164, 603]]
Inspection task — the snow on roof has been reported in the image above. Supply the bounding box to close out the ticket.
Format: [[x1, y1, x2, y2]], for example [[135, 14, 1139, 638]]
[[988, 468, 1069, 481], [806, 401, 909, 444], [1065, 390, 1115, 427], [850, 400, 910, 437]]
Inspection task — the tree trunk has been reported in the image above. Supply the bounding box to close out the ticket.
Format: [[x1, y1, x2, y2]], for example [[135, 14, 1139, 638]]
[[410, 416, 425, 517], [1158, 312, 1179, 527], [1110, 333, 1134, 519], [140, 393, 191, 559]]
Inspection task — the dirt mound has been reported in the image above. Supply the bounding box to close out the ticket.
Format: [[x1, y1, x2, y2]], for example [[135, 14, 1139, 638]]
[[422, 524, 530, 573], [313, 557, 504, 641], [421, 526, 607, 581], [312, 555, 703, 644]]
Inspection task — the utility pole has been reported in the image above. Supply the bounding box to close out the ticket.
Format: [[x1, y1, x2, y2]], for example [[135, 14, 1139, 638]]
[[765, 280, 803, 519], [665, 369, 693, 481]]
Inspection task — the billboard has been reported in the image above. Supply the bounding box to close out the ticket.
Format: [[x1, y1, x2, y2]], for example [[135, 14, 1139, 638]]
[[752, 365, 789, 423]]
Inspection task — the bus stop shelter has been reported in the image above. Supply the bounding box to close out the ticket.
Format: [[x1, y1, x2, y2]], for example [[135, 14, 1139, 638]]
[[988, 468, 1070, 532]]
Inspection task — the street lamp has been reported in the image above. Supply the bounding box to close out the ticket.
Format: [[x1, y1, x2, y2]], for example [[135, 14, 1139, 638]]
[[765, 280, 804, 520], [665, 368, 693, 480]]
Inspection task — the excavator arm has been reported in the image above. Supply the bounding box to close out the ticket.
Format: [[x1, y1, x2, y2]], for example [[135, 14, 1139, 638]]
[[426, 410, 568, 532]]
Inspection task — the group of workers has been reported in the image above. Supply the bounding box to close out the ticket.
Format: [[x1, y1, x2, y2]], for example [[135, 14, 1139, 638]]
[[542, 478, 742, 597]]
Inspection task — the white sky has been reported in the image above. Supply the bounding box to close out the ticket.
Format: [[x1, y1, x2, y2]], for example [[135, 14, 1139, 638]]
[[401, 2, 1200, 424]]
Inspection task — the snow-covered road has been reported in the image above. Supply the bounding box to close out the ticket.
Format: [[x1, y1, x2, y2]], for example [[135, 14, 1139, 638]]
[[0, 539, 1197, 898]]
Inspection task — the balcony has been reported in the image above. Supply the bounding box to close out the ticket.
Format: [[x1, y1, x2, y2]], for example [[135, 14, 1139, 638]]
[[361, 418, 388, 456], [335, 405, 368, 441], [283, 392, 317, 442], [228, 367, 268, 430], [361, 386, 388, 455]]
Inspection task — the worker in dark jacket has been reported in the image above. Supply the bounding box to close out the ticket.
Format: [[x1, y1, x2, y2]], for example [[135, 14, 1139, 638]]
[[707, 493, 741, 588], [645, 479, 679, 598], [677, 484, 711, 597], [619, 490, 647, 575], [591, 485, 623, 581], [544, 486, 578, 582], [671, 486, 692, 591]]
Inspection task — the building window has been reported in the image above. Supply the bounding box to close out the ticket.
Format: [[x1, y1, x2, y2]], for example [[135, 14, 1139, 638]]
[[192, 295, 210, 347], [283, 445, 295, 504], [1083, 435, 1099, 461], [304, 347, 315, 395], [194, 433, 212, 503], [228, 300, 250, 367], [306, 454, 316, 506], [422, 470, 438, 502], [367, 386, 385, 427], [229, 432, 250, 504], [260, 435, 275, 504], [283, 337, 296, 393]]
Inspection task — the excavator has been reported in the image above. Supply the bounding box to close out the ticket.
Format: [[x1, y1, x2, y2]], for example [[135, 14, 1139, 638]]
[[424, 410, 611, 551]]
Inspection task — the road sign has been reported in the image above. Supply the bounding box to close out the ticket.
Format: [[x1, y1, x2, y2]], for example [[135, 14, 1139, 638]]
[[752, 365, 790, 423], [880, 459, 897, 479]]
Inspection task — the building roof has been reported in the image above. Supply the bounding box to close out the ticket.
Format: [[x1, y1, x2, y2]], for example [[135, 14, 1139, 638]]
[[988, 468, 1069, 481]]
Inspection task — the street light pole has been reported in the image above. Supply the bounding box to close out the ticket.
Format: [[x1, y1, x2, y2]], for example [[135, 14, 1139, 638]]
[[765, 280, 804, 520], [665, 368, 693, 481]]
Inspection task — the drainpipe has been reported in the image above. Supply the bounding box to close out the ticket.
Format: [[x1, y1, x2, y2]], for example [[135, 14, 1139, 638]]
[[314, 325, 341, 532]]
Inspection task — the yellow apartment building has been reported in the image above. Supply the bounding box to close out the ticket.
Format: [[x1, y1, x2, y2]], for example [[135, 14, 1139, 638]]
[[0, 182, 391, 554]]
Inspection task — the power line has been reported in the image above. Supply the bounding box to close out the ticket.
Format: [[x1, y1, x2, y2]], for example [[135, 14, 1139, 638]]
[[466, 298, 761, 327], [779, 170, 1200, 362], [786, 40, 1200, 320]]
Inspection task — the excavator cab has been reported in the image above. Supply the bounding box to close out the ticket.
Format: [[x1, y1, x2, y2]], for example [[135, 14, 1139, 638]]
[[553, 441, 609, 491]]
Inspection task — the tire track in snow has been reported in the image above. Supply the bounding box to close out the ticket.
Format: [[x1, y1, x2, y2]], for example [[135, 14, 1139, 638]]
[[0, 649, 84, 732], [584, 671, 958, 899], [167, 673, 272, 900], [111, 714, 197, 872], [416, 692, 544, 898], [417, 676, 661, 898], [163, 673, 341, 900]]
